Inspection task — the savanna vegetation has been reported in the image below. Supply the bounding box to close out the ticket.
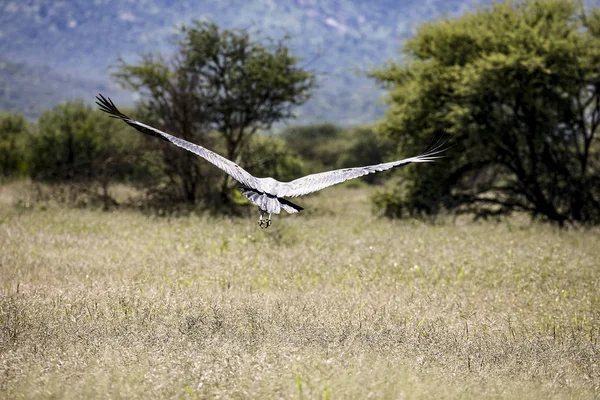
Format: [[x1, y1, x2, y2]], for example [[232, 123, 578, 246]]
[[1, 1, 600, 398], [1, 1, 598, 226], [0, 183, 599, 399], [0, 101, 381, 212]]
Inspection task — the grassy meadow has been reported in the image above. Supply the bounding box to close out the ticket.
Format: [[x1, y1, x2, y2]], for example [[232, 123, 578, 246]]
[[0, 182, 599, 399]]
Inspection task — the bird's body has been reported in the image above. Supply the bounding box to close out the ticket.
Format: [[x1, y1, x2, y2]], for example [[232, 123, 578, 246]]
[[96, 94, 451, 228], [255, 177, 282, 197]]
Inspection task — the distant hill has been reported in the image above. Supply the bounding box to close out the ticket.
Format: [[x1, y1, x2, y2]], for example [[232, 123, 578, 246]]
[[0, 59, 117, 120], [0, 0, 484, 123]]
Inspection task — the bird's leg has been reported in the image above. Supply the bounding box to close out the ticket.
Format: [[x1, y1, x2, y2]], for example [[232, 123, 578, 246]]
[[258, 209, 265, 228], [266, 213, 272, 228]]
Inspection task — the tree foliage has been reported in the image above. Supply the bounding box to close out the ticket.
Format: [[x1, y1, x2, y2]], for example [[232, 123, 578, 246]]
[[29, 101, 147, 207], [371, 0, 600, 225], [114, 20, 316, 208], [0, 113, 30, 178]]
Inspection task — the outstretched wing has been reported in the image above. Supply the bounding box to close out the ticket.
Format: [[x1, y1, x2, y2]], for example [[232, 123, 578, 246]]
[[96, 94, 260, 190], [280, 134, 452, 198]]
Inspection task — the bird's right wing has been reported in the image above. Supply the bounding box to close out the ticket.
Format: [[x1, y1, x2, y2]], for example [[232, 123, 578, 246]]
[[96, 94, 260, 190], [280, 135, 452, 198]]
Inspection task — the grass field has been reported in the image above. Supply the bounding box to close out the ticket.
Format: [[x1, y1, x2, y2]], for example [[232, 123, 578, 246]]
[[1, 182, 599, 399]]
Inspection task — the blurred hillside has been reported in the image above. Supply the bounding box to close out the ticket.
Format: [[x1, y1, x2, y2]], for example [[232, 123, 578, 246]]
[[0, 59, 113, 119], [0, 0, 483, 123]]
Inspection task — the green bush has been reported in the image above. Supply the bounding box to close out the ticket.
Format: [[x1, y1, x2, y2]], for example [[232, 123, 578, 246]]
[[27, 100, 154, 208], [0, 113, 30, 177], [30, 100, 143, 183]]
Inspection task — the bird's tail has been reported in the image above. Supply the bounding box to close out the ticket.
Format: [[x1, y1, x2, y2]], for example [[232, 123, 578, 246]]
[[278, 197, 304, 214], [238, 187, 303, 214]]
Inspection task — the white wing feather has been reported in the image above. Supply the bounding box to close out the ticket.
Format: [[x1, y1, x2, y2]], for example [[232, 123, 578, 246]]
[[96, 94, 260, 190], [97, 94, 451, 199], [280, 139, 450, 197]]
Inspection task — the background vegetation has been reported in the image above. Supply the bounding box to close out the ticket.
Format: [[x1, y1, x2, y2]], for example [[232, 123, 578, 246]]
[[2, 0, 598, 226], [1, 2, 600, 398], [0, 20, 388, 213]]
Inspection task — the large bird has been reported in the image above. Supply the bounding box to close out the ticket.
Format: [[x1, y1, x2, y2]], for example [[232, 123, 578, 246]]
[[96, 94, 451, 228]]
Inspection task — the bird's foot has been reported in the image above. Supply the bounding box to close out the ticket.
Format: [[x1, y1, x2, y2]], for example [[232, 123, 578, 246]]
[[258, 219, 271, 229]]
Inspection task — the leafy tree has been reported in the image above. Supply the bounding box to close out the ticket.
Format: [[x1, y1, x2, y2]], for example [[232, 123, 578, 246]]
[[29, 101, 145, 208], [371, 0, 600, 225], [0, 113, 29, 177], [113, 20, 316, 208]]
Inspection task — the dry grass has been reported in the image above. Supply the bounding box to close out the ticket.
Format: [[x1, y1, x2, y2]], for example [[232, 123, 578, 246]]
[[1, 181, 599, 399]]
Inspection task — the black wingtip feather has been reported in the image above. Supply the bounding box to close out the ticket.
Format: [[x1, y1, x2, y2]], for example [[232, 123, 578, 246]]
[[96, 94, 173, 144], [96, 94, 130, 120]]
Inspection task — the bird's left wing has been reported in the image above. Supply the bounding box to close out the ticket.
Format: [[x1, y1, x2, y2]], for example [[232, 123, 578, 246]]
[[96, 94, 260, 190], [280, 135, 452, 198]]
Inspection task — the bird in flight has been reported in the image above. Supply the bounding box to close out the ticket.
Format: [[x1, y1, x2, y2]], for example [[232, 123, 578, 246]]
[[96, 94, 451, 228]]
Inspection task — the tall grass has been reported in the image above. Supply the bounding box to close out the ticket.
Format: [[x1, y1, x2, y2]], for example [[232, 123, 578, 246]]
[[1, 182, 599, 399]]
